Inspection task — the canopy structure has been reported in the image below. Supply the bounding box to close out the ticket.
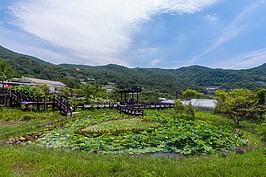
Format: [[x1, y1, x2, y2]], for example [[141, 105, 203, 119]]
[[119, 88, 142, 104]]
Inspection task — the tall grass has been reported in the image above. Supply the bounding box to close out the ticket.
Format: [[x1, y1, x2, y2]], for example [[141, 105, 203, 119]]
[[0, 108, 62, 142], [0, 108, 60, 121]]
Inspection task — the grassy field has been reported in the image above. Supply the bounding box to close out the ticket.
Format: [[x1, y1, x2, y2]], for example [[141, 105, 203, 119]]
[[0, 108, 265, 176], [0, 145, 265, 177]]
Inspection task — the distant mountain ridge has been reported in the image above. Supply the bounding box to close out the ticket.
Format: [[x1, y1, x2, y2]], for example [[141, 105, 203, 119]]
[[1, 45, 265, 97]]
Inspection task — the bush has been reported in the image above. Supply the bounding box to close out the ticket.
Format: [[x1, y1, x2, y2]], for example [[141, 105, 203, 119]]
[[215, 89, 266, 125], [174, 99, 195, 120]]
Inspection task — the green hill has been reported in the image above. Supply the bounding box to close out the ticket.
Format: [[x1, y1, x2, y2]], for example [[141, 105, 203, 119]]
[[0, 45, 265, 97]]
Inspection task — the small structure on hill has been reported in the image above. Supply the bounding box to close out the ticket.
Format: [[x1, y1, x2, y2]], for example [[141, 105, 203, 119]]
[[102, 84, 116, 93], [119, 88, 142, 104]]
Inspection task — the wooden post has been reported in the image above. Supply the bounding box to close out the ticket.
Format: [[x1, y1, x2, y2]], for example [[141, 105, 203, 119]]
[[52, 97, 55, 111], [9, 91, 12, 107], [59, 98, 62, 113], [44, 96, 46, 111], [37, 97, 40, 112]]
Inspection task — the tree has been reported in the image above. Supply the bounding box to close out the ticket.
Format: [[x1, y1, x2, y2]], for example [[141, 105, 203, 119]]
[[0, 60, 19, 81], [256, 88, 266, 105], [39, 84, 50, 96], [58, 87, 71, 98], [81, 83, 108, 103], [185, 102, 196, 119], [182, 89, 203, 100], [174, 99, 185, 114], [9, 85, 45, 98], [215, 89, 265, 125], [174, 99, 195, 120], [74, 88, 85, 97]]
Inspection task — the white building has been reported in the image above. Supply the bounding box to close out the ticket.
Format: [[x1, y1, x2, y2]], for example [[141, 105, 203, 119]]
[[10, 77, 66, 93]]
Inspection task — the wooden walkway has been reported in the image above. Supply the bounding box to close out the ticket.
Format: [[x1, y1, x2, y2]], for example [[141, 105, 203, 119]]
[[1, 89, 174, 117], [0, 90, 73, 116], [117, 105, 144, 116], [79, 102, 174, 116]]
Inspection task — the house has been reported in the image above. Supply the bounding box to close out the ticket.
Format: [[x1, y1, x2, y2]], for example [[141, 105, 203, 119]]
[[87, 78, 96, 84], [102, 84, 116, 93], [6, 77, 66, 93]]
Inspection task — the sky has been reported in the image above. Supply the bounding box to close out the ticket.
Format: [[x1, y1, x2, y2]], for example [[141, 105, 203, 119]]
[[0, 0, 265, 69]]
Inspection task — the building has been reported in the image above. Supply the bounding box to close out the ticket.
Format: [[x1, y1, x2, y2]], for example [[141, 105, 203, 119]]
[[2, 77, 66, 93], [102, 84, 116, 93]]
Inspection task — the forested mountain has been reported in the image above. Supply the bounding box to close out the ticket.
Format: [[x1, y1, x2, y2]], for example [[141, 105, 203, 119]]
[[1, 45, 265, 98]]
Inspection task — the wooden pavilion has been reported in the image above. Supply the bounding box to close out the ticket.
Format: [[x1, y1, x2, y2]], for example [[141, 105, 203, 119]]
[[119, 88, 142, 104]]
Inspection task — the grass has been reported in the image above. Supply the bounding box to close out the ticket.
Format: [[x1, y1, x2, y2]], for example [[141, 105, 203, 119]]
[[0, 108, 265, 176], [0, 108, 60, 121], [80, 117, 161, 134], [0, 108, 69, 142], [0, 145, 265, 177]]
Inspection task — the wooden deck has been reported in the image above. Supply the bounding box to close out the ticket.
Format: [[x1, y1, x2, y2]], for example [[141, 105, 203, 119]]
[[0, 90, 73, 116], [79, 102, 174, 116]]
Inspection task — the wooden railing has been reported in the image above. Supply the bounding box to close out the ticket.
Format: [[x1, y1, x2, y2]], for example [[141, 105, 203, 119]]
[[117, 102, 174, 116], [53, 97, 73, 116], [3, 90, 73, 116], [117, 105, 144, 116]]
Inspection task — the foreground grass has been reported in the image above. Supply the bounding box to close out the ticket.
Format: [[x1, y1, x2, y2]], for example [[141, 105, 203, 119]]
[[1, 108, 265, 176], [0, 145, 265, 177], [0, 108, 66, 142]]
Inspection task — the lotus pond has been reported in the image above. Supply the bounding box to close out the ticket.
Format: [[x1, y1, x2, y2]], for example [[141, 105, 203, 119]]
[[35, 110, 248, 155]]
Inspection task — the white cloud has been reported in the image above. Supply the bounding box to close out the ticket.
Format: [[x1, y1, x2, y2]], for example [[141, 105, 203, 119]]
[[214, 48, 266, 69], [205, 13, 218, 22], [0, 25, 73, 64], [188, 1, 260, 65], [7, 0, 219, 66]]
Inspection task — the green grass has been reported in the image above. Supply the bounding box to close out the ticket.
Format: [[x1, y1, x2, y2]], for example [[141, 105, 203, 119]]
[[0, 108, 68, 142], [0, 145, 265, 177], [0, 108, 265, 176], [80, 118, 161, 134], [0, 108, 60, 121]]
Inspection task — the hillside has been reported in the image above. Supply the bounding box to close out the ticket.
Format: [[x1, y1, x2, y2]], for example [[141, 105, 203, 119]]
[[1, 45, 265, 97]]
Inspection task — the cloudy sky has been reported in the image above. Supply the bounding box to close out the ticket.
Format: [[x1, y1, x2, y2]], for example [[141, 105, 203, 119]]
[[0, 0, 265, 69]]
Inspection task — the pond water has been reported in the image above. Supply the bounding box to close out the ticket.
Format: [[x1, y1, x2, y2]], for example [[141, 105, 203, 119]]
[[161, 99, 216, 108]]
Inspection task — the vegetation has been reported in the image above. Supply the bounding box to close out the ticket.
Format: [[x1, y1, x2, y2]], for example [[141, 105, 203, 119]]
[[182, 89, 202, 100], [0, 145, 265, 177], [0, 108, 265, 176], [174, 89, 204, 119], [0, 60, 19, 81], [79, 118, 161, 135], [1, 45, 266, 176], [34, 110, 248, 155], [174, 99, 196, 119], [9, 85, 46, 98], [1, 45, 266, 99], [0, 108, 62, 142], [215, 89, 266, 125]]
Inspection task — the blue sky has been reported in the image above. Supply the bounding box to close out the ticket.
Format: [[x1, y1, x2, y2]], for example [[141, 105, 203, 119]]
[[0, 0, 265, 69]]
